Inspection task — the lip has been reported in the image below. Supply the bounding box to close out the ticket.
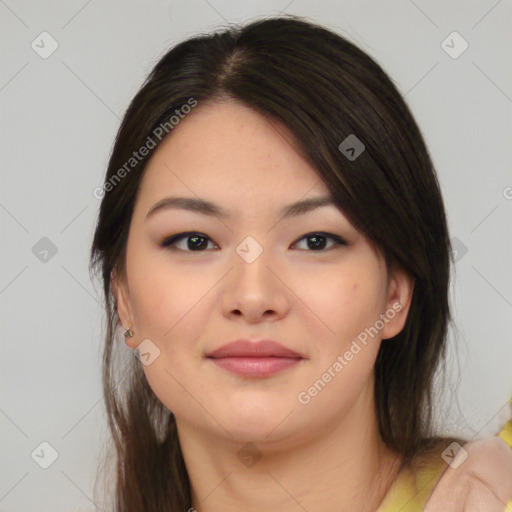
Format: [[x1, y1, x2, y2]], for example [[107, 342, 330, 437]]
[[206, 339, 304, 377]]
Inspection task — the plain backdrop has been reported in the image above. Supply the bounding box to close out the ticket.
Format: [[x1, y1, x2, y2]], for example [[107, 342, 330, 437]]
[[1, 1, 511, 511]]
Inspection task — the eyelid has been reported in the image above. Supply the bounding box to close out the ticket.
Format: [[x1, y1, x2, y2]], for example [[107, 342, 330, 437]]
[[298, 231, 347, 246], [160, 231, 348, 252], [161, 231, 218, 250]]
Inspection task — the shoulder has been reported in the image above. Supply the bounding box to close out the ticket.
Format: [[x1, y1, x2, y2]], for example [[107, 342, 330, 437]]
[[424, 436, 512, 511], [377, 436, 512, 512]]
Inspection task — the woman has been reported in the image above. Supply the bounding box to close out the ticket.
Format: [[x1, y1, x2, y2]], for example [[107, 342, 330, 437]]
[[89, 15, 512, 511]]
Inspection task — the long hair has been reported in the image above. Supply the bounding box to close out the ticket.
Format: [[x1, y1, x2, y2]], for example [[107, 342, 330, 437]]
[[89, 14, 463, 511]]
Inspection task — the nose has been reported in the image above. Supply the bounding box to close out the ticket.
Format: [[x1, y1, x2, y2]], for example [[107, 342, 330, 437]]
[[220, 241, 291, 324]]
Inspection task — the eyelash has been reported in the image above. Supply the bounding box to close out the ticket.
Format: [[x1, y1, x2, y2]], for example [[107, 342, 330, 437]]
[[160, 231, 347, 253]]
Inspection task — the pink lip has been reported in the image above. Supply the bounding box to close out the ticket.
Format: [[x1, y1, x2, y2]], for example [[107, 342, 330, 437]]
[[206, 339, 304, 377]]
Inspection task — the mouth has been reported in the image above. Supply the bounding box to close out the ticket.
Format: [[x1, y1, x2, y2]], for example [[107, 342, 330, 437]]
[[205, 339, 304, 378]]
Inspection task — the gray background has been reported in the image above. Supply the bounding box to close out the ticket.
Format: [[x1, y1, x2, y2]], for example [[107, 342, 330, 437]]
[[1, 0, 511, 510]]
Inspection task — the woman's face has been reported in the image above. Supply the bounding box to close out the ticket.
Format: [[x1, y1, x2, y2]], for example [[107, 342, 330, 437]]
[[113, 99, 413, 446]]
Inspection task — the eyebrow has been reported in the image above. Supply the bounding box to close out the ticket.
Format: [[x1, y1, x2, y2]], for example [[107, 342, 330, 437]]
[[145, 195, 336, 221]]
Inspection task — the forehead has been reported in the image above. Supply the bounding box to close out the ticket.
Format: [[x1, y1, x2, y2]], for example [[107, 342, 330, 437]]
[[136, 100, 331, 211]]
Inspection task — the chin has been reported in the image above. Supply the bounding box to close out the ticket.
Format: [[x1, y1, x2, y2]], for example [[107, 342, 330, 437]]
[[221, 405, 298, 441]]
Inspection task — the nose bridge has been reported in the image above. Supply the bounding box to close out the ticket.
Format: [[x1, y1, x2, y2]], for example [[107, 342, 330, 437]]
[[232, 234, 275, 288], [220, 234, 289, 321]]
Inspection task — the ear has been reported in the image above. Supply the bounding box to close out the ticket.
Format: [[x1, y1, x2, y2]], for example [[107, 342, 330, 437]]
[[111, 268, 138, 349], [380, 262, 414, 340]]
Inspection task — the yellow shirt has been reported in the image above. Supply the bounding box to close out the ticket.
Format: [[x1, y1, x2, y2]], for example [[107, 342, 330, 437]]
[[377, 414, 512, 511]]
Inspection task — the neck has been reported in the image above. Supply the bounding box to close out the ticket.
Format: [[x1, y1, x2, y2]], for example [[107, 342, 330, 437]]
[[176, 379, 402, 512]]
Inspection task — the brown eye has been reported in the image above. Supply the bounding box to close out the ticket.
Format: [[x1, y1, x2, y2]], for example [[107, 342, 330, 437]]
[[292, 232, 347, 251], [160, 231, 347, 253], [161, 232, 217, 252]]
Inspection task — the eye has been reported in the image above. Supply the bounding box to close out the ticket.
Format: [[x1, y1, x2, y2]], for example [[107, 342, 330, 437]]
[[161, 231, 347, 252], [292, 232, 347, 251], [160, 232, 218, 252]]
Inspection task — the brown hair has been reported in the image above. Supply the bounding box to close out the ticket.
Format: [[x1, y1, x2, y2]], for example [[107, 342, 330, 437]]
[[89, 14, 465, 511]]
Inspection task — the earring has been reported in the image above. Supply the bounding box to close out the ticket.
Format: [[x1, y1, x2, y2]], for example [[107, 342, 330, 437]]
[[124, 327, 134, 338]]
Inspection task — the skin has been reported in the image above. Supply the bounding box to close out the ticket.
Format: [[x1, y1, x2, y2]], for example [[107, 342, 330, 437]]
[[425, 437, 512, 512], [112, 99, 416, 512]]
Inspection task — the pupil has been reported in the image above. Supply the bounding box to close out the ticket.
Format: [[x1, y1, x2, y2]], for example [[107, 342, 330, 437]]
[[188, 235, 207, 250], [308, 235, 326, 250], [184, 234, 327, 251]]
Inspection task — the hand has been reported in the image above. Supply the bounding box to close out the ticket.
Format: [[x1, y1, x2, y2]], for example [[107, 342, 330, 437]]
[[424, 436, 512, 512]]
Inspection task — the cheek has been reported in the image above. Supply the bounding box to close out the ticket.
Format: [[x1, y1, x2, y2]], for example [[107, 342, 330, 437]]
[[301, 264, 385, 353], [127, 249, 221, 384], [127, 246, 205, 336], [126, 254, 212, 416], [296, 268, 386, 415]]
